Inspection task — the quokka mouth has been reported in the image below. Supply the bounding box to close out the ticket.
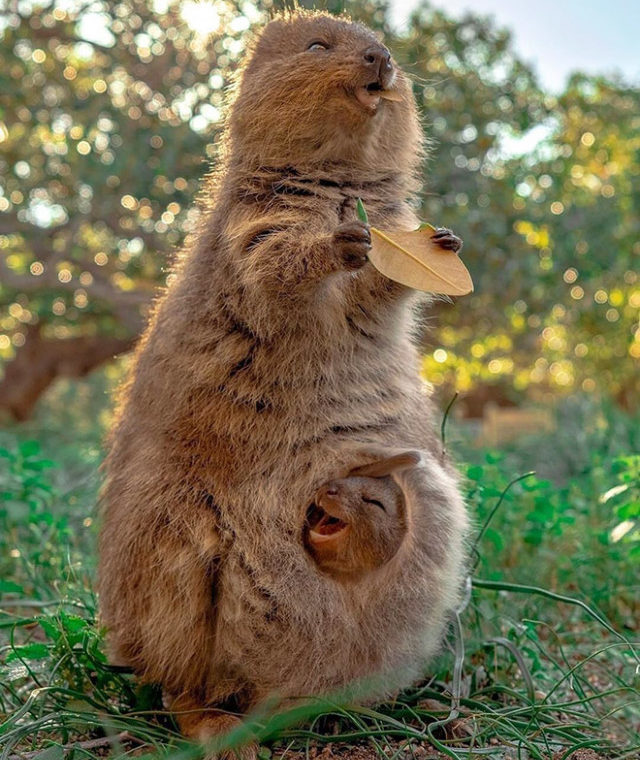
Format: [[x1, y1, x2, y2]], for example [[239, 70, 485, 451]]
[[306, 503, 348, 543], [355, 80, 402, 110], [355, 82, 382, 110]]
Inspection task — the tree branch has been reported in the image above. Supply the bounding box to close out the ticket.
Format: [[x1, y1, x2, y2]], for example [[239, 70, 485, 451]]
[[0, 254, 151, 333], [0, 326, 136, 420]]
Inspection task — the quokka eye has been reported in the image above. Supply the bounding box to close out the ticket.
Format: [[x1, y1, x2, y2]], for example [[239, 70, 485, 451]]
[[363, 497, 386, 511], [307, 40, 329, 52]]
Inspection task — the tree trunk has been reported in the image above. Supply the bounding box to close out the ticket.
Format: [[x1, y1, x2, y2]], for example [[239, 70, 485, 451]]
[[0, 326, 135, 421]]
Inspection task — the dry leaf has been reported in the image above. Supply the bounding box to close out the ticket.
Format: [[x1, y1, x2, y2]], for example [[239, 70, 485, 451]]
[[368, 227, 474, 296], [379, 90, 403, 102], [355, 199, 473, 295]]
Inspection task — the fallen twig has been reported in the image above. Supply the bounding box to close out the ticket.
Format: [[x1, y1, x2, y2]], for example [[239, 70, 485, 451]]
[[8, 731, 144, 760]]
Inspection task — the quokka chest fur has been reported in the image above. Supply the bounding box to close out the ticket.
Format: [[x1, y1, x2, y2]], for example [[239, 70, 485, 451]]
[[98, 9, 468, 736]]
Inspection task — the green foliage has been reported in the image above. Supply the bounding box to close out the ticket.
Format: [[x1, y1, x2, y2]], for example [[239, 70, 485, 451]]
[[1, 386, 638, 757], [467, 456, 638, 621], [606, 454, 640, 556], [0, 0, 249, 357], [455, 396, 639, 627], [0, 440, 65, 592], [402, 9, 640, 404]]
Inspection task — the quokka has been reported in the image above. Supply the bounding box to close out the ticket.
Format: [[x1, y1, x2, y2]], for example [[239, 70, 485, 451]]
[[98, 10, 469, 751]]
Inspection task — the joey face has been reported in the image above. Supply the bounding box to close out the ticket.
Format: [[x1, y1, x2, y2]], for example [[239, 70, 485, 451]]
[[229, 13, 419, 169], [304, 451, 420, 580], [304, 474, 407, 581]]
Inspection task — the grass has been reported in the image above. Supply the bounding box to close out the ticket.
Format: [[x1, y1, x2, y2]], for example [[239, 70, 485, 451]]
[[1, 370, 639, 759]]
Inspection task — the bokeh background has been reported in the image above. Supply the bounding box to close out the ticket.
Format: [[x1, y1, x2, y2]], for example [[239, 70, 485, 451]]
[[0, 1, 639, 755], [1, 0, 638, 420]]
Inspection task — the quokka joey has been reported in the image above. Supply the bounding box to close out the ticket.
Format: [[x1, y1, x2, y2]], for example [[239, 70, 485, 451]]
[[98, 9, 469, 754], [305, 451, 421, 580]]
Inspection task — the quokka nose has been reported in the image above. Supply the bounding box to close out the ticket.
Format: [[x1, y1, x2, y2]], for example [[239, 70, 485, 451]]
[[362, 45, 392, 77], [323, 485, 340, 497]]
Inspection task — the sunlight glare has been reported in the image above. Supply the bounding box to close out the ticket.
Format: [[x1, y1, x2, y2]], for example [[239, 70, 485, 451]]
[[181, 0, 220, 36]]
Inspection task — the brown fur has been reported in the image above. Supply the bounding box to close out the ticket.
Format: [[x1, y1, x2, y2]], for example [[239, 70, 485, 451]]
[[98, 9, 468, 747]]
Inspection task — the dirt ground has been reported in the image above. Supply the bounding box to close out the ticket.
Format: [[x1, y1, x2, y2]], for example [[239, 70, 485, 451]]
[[275, 741, 606, 760]]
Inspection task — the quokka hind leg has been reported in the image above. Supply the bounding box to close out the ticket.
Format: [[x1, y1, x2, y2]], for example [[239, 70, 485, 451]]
[[170, 694, 258, 760]]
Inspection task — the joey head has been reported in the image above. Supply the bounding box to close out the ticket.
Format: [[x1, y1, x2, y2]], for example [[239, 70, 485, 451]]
[[306, 452, 421, 580]]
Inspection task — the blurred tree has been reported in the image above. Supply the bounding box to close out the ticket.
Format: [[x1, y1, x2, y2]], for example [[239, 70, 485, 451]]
[[392, 4, 550, 413], [1, 0, 638, 419], [0, 0, 252, 418], [419, 53, 640, 411], [514, 75, 640, 409]]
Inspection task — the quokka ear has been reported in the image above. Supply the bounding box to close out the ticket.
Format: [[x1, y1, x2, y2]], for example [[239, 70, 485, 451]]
[[349, 451, 421, 478]]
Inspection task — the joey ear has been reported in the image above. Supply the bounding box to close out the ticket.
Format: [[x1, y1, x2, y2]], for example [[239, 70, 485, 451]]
[[349, 451, 421, 478]]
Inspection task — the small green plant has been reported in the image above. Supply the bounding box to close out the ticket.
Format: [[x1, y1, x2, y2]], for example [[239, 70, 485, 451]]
[[1, 391, 639, 759], [0, 439, 57, 523], [0, 441, 67, 596], [603, 454, 640, 556]]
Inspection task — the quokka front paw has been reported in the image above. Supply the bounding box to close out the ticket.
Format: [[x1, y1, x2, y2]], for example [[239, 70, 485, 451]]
[[171, 694, 258, 760], [187, 712, 258, 760], [431, 227, 463, 253], [333, 220, 372, 270]]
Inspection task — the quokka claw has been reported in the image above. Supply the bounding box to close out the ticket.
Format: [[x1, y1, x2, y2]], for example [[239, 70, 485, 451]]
[[431, 227, 463, 253], [334, 220, 372, 269]]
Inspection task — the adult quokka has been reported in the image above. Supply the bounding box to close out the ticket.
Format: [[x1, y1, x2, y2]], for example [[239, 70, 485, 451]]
[[98, 10, 469, 752]]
